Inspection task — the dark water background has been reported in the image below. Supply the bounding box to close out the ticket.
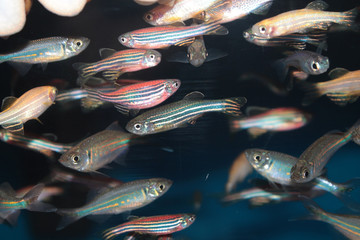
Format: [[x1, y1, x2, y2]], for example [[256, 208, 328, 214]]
[[0, 0, 360, 239]]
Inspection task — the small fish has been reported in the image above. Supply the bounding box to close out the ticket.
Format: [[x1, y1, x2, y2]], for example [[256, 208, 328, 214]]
[[16, 185, 63, 202], [0, 37, 90, 75], [57, 178, 172, 230], [0, 130, 73, 159], [143, 0, 220, 26], [195, 0, 273, 24], [73, 48, 161, 81], [230, 107, 311, 138], [0, 183, 56, 226], [58, 121, 134, 172], [119, 22, 228, 49], [226, 151, 253, 193], [83, 79, 181, 115], [102, 214, 196, 240], [251, 0, 358, 39], [303, 200, 360, 240], [126, 91, 246, 135], [0, 86, 57, 135], [300, 68, 360, 106], [290, 120, 359, 183]]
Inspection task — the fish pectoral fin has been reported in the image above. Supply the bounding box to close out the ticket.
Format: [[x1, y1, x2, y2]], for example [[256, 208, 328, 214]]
[[174, 37, 195, 47], [166, 51, 189, 63], [251, 1, 273, 15], [325, 92, 352, 106], [8, 62, 32, 76], [113, 104, 130, 116], [305, 0, 328, 11], [129, 109, 140, 117], [99, 48, 117, 59], [34, 118, 43, 125], [2, 122, 24, 135], [328, 67, 350, 79], [40, 62, 48, 71], [183, 91, 205, 100], [247, 128, 268, 139], [102, 70, 122, 81], [1, 96, 17, 111]]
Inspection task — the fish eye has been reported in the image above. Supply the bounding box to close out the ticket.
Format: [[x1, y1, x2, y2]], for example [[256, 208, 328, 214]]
[[254, 154, 262, 163], [189, 216, 195, 222], [134, 123, 142, 130], [158, 184, 165, 192], [311, 61, 320, 71], [259, 26, 266, 34], [149, 54, 155, 60], [72, 155, 80, 164], [76, 41, 82, 47], [243, 31, 249, 38], [173, 82, 179, 88], [120, 37, 126, 43], [302, 168, 309, 179], [145, 13, 153, 21]]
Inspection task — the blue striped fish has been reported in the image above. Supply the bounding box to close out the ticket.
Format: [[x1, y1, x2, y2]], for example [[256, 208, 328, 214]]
[[0, 130, 73, 159], [73, 48, 161, 81], [57, 178, 172, 230], [125, 91, 247, 135], [102, 214, 195, 240], [118, 22, 228, 49]]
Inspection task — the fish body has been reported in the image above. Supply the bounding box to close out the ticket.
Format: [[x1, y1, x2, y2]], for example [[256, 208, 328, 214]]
[[0, 130, 73, 159], [126, 91, 246, 135], [226, 151, 253, 193], [0, 86, 57, 135], [144, 0, 220, 26], [73, 49, 161, 81], [57, 178, 172, 230], [251, 1, 358, 38], [83, 79, 181, 115], [119, 22, 228, 49], [102, 214, 195, 240]]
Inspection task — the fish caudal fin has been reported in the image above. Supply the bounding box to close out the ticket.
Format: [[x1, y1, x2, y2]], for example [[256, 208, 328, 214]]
[[81, 88, 105, 110], [302, 198, 327, 221], [297, 81, 322, 106], [222, 97, 247, 117], [332, 178, 360, 212], [341, 7, 359, 27], [203, 23, 229, 36], [73, 62, 94, 79], [24, 184, 57, 212]]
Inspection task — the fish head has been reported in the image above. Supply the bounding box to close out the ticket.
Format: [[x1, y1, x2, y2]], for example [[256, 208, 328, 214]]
[[251, 23, 273, 39], [126, 119, 155, 135], [65, 37, 90, 57], [180, 214, 196, 229], [143, 5, 172, 26], [290, 159, 313, 183], [48, 86, 58, 103], [303, 54, 329, 75], [244, 148, 272, 174], [143, 50, 162, 67], [165, 79, 181, 95], [58, 147, 91, 172], [118, 33, 135, 48], [146, 178, 172, 199], [187, 40, 207, 67]]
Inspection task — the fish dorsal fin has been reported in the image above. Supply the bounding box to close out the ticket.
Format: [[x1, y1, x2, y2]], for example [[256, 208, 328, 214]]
[[328, 68, 350, 79], [127, 215, 140, 221], [99, 48, 117, 59], [183, 91, 204, 100], [245, 106, 270, 116], [305, 0, 328, 10], [251, 1, 273, 15], [1, 96, 17, 111], [105, 121, 124, 132], [0, 182, 16, 196]]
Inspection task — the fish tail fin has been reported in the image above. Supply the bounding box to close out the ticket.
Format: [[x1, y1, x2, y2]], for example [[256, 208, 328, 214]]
[[302, 198, 326, 221], [332, 178, 360, 212], [222, 97, 247, 116], [23, 184, 57, 213], [203, 22, 229, 36], [297, 81, 322, 106], [81, 87, 105, 110], [73, 62, 94, 79], [56, 209, 82, 230], [342, 7, 359, 26], [229, 118, 242, 133]]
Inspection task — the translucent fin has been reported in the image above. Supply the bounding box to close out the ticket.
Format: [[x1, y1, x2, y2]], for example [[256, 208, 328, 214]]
[[105, 121, 123, 132], [204, 24, 229, 36], [73, 62, 94, 79], [247, 128, 268, 139], [183, 91, 204, 100], [81, 98, 104, 110], [102, 70, 122, 81], [166, 51, 189, 63], [23, 184, 44, 203], [0, 182, 16, 195], [222, 97, 247, 116], [1, 96, 17, 111], [205, 49, 228, 62], [305, 0, 328, 11], [5, 210, 20, 226], [2, 122, 24, 135], [328, 178, 360, 212], [99, 48, 117, 59], [174, 37, 195, 47], [251, 1, 273, 15], [113, 104, 130, 116], [27, 201, 57, 212], [8, 62, 32, 76], [297, 81, 321, 106], [40, 63, 48, 71], [328, 68, 349, 79], [342, 7, 359, 27]]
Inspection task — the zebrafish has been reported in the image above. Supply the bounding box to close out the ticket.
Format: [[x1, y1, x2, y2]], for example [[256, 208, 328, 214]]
[[0, 183, 56, 226], [58, 121, 134, 172], [0, 37, 89, 75], [226, 151, 253, 193], [126, 91, 247, 135], [0, 130, 73, 159], [57, 178, 172, 230], [0, 86, 57, 135], [16, 185, 63, 202], [300, 68, 360, 106], [102, 214, 195, 240], [230, 107, 310, 138], [118, 22, 228, 49], [82, 79, 181, 115], [73, 48, 161, 81], [251, 0, 358, 39]]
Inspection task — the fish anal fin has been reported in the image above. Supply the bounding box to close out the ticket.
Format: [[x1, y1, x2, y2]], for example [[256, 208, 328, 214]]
[[114, 104, 130, 116], [326, 92, 352, 106], [174, 37, 195, 47], [1, 96, 17, 111], [81, 98, 104, 110], [183, 91, 205, 100], [8, 62, 32, 76], [2, 122, 24, 135], [247, 128, 268, 139], [305, 0, 328, 11], [328, 68, 350, 79]]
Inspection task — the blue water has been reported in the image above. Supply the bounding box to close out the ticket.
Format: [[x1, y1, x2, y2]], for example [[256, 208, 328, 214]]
[[0, 0, 359, 239]]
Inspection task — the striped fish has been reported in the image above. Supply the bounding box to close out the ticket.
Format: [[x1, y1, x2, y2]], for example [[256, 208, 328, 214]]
[[57, 178, 172, 230], [58, 121, 134, 172], [230, 107, 310, 138], [300, 68, 360, 106], [304, 200, 360, 240], [251, 0, 358, 39], [83, 79, 181, 115], [0, 183, 56, 226], [73, 48, 161, 81], [0, 130, 73, 159], [125, 91, 247, 135], [0, 37, 90, 75], [102, 214, 196, 240], [0, 86, 57, 135], [118, 22, 228, 49]]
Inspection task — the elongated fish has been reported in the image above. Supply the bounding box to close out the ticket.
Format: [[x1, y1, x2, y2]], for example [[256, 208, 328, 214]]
[[73, 48, 161, 81], [102, 214, 195, 240], [83, 79, 181, 115], [0, 130, 73, 159], [251, 0, 358, 39], [230, 107, 310, 138], [143, 0, 220, 26], [57, 178, 172, 230], [58, 121, 134, 172], [126, 91, 246, 135], [226, 151, 253, 193], [0, 183, 56, 226], [0, 86, 57, 135], [119, 22, 228, 49], [0, 37, 90, 75], [300, 68, 360, 106]]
